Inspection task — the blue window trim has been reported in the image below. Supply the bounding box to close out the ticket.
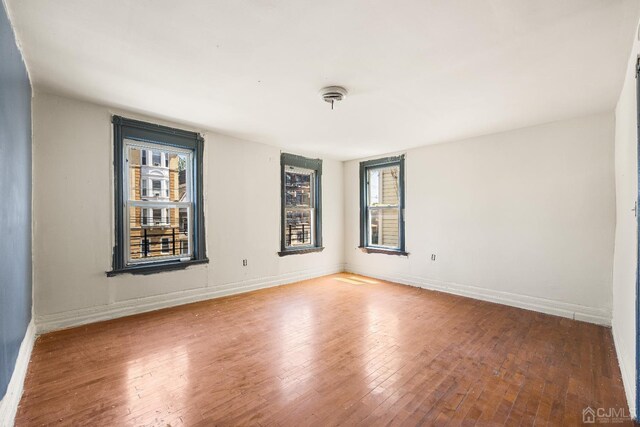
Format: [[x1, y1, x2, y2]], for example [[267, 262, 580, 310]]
[[107, 116, 208, 276], [359, 155, 407, 256], [279, 152, 323, 256]]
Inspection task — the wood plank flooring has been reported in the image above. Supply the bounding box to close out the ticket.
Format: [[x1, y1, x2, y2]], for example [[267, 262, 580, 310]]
[[16, 273, 632, 426]]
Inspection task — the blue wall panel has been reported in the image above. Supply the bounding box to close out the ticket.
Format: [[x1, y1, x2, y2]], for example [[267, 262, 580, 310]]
[[0, 2, 32, 398]]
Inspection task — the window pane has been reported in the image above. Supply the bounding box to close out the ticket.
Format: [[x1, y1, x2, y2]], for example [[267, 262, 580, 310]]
[[151, 209, 161, 225], [368, 170, 380, 205], [285, 166, 314, 208], [179, 208, 189, 234], [369, 207, 400, 248], [141, 208, 148, 225], [128, 144, 190, 204], [285, 209, 313, 247], [368, 165, 399, 206], [130, 206, 177, 228], [128, 205, 191, 261], [128, 146, 142, 200], [126, 142, 194, 263], [171, 153, 189, 202]]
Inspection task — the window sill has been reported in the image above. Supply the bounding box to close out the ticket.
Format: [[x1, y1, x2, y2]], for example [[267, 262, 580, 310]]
[[106, 258, 209, 277], [278, 247, 325, 257], [358, 246, 409, 256]]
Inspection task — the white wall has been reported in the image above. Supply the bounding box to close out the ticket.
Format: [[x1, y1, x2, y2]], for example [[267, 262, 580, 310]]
[[344, 113, 616, 325], [32, 89, 627, 405], [32, 92, 344, 331], [612, 20, 640, 417]]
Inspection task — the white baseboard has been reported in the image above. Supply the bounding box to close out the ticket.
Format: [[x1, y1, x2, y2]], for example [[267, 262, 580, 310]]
[[612, 321, 636, 419], [35, 264, 345, 333], [344, 265, 612, 326], [0, 320, 36, 427]]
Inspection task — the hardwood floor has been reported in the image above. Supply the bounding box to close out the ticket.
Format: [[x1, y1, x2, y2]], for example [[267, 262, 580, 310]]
[[16, 273, 631, 426]]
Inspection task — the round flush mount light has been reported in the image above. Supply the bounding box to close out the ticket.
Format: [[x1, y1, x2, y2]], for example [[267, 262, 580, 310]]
[[319, 86, 348, 110]]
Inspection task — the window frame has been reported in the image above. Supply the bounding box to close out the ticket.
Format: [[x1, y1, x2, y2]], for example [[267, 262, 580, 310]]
[[359, 155, 408, 256], [108, 115, 208, 276], [279, 152, 324, 256]]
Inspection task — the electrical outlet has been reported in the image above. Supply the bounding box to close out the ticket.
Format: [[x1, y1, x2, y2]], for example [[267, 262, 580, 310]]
[[431, 254, 436, 261], [242, 259, 248, 267]]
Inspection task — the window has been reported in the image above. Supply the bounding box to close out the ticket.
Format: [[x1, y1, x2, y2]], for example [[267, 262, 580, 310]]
[[152, 180, 162, 197], [152, 208, 162, 225], [109, 116, 207, 276], [161, 237, 170, 254], [359, 155, 407, 255], [279, 153, 323, 256], [152, 151, 162, 166], [179, 209, 188, 233], [141, 208, 149, 225]]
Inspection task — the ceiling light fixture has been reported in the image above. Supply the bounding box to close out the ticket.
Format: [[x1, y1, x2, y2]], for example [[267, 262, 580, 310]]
[[319, 86, 348, 110]]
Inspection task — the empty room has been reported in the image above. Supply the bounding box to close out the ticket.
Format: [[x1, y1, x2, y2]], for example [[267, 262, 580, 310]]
[[2, 0, 640, 425]]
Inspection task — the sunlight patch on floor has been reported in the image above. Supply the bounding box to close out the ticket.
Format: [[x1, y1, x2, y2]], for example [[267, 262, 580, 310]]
[[334, 276, 379, 285]]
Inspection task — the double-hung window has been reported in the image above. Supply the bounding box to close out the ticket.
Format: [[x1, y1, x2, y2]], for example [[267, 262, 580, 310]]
[[109, 116, 207, 275], [359, 155, 407, 255], [279, 153, 323, 256], [141, 179, 148, 197], [152, 151, 162, 167], [152, 180, 162, 198]]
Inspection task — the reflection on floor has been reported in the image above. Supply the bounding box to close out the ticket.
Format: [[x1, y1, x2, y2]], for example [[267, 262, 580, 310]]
[[16, 273, 630, 425]]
